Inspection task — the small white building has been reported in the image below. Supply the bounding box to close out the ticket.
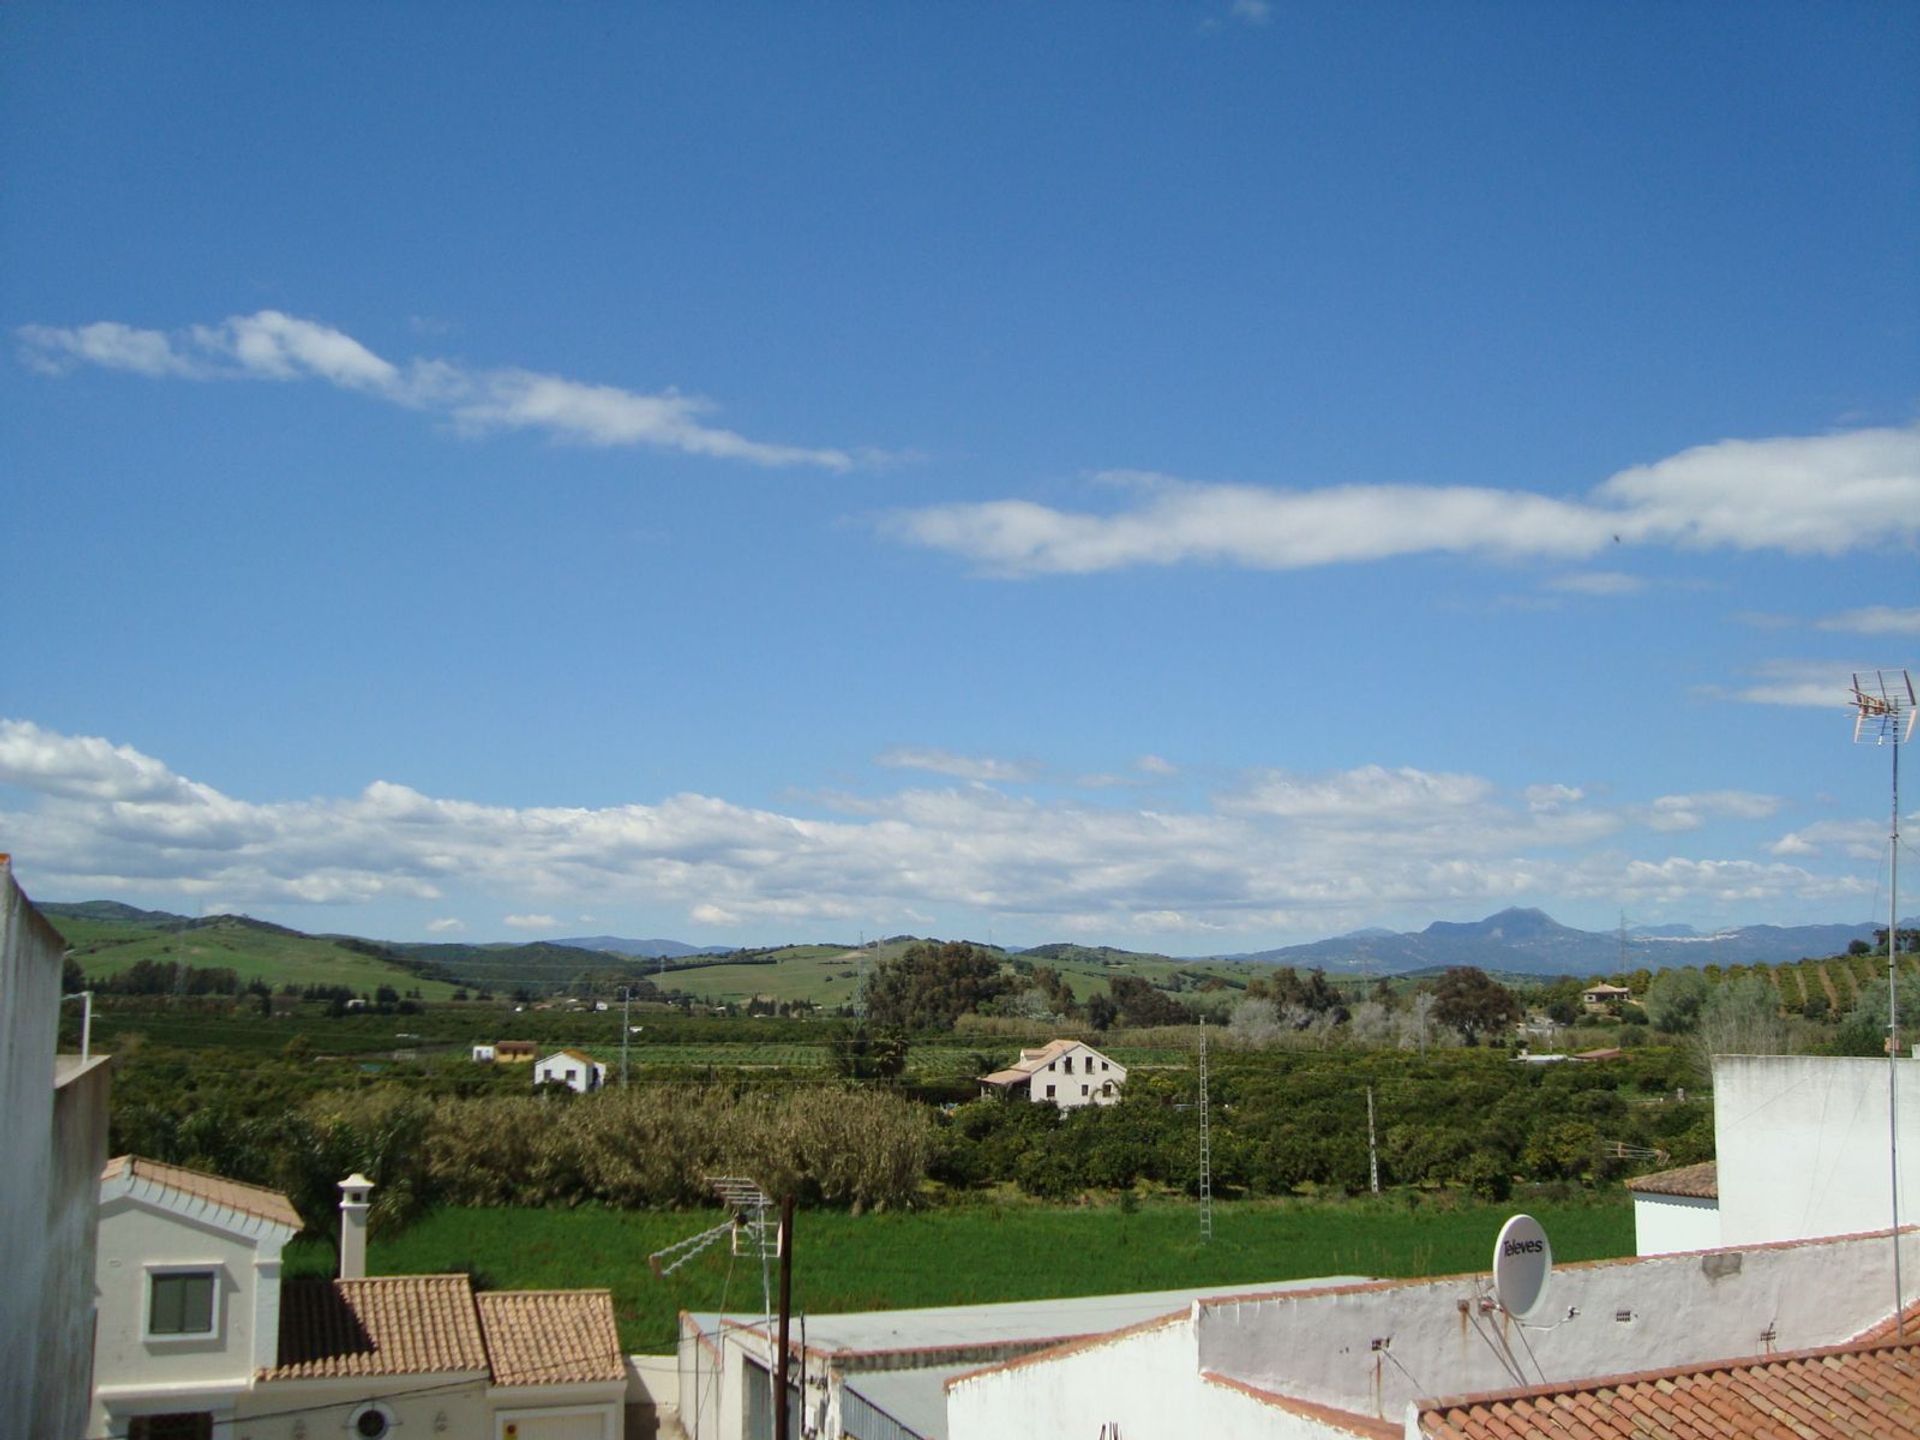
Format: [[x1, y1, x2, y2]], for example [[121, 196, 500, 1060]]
[[536, 1048, 609, 1094], [1625, 1160, 1722, 1256], [92, 1158, 628, 1440], [978, 1038, 1125, 1107]]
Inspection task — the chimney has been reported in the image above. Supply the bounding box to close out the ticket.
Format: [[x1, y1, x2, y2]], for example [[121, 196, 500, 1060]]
[[338, 1173, 374, 1280]]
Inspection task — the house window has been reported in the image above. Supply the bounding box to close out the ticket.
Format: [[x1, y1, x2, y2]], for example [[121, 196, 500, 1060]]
[[348, 1403, 395, 1439], [1064, 1056, 1074, 1073], [1080, 1085, 1089, 1096], [1045, 1084, 1055, 1098], [1101, 1060, 1109, 1071], [129, 1415, 213, 1440], [147, 1268, 217, 1338]]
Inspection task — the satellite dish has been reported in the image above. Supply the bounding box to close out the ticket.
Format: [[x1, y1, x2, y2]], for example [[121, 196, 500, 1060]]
[[1492, 1213, 1553, 1320]]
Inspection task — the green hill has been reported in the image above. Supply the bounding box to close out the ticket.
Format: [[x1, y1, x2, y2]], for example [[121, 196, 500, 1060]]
[[55, 913, 464, 999]]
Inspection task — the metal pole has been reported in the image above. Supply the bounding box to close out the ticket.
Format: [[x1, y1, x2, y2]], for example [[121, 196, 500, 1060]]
[[775, 1194, 795, 1440], [622, 988, 631, 1088], [1890, 739, 1904, 1339]]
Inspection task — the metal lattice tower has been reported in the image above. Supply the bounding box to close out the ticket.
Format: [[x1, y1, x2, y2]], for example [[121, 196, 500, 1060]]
[[1198, 1017, 1213, 1244]]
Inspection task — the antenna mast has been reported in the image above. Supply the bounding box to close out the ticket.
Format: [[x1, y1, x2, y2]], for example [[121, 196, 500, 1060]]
[[1851, 668, 1915, 1340], [1198, 1016, 1213, 1244]]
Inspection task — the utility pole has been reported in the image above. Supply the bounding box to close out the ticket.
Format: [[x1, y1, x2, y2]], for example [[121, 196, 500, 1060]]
[[1367, 1086, 1380, 1195], [621, 988, 631, 1088], [775, 1194, 795, 1440]]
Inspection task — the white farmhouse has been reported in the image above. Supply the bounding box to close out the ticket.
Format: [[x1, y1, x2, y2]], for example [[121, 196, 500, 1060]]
[[535, 1048, 608, 1094], [978, 1038, 1125, 1107], [92, 1159, 628, 1440]]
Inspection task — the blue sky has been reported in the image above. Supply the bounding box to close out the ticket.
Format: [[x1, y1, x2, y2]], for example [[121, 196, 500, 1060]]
[[2, 3, 1915, 952]]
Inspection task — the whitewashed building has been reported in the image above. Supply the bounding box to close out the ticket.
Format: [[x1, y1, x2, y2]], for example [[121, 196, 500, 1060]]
[[91, 1159, 628, 1440], [978, 1038, 1125, 1107], [536, 1048, 609, 1094]]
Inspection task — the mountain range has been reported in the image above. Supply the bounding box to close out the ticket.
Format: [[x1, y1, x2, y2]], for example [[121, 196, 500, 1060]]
[[1219, 907, 1907, 977]]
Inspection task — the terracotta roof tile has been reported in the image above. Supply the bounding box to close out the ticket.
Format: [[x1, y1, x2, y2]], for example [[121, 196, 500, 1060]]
[[1854, 1302, 1920, 1345], [1625, 1160, 1720, 1199], [477, 1290, 624, 1386], [1417, 1338, 1920, 1439], [103, 1155, 304, 1231], [265, 1276, 489, 1380]]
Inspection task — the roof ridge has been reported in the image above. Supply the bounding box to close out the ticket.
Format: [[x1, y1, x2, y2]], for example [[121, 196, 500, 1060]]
[[1417, 1334, 1920, 1414]]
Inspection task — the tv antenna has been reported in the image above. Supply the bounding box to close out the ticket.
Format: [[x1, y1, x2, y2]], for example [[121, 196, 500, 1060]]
[[1851, 668, 1915, 1340]]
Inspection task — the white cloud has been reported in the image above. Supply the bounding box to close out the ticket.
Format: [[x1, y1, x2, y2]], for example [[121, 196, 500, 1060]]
[[0, 719, 1881, 942], [1766, 818, 1889, 862], [1642, 790, 1780, 833], [16, 321, 205, 378], [192, 311, 400, 390], [18, 310, 861, 469], [1716, 659, 1872, 710], [1546, 570, 1645, 597], [1524, 784, 1585, 813], [1136, 754, 1178, 777], [885, 427, 1920, 576], [1818, 607, 1920, 636], [876, 747, 1037, 783], [426, 917, 466, 933], [1230, 0, 1272, 22]]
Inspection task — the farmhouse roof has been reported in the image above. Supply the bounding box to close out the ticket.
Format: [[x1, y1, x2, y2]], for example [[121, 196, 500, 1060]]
[[476, 1289, 624, 1385], [102, 1155, 303, 1232], [981, 1038, 1113, 1084], [1625, 1160, 1719, 1199], [1583, 982, 1632, 995], [1415, 1336, 1920, 1439], [540, 1048, 599, 1066], [266, 1275, 489, 1380]]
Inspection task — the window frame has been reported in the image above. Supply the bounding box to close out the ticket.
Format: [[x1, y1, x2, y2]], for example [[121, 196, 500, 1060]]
[[143, 1263, 222, 1344]]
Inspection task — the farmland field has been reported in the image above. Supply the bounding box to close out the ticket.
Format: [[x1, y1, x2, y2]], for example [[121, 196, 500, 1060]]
[[307, 1193, 1634, 1352]]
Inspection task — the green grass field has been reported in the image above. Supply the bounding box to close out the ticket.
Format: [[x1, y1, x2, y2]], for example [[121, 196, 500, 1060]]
[[308, 1194, 1632, 1352], [62, 915, 463, 999]]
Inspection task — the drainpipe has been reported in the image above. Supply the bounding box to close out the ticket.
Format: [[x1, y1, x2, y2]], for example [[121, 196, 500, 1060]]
[[339, 1173, 374, 1280]]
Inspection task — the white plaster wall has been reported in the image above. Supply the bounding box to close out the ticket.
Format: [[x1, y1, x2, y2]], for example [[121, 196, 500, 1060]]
[[1028, 1042, 1125, 1108], [1633, 1193, 1721, 1256], [0, 875, 89, 1440], [1714, 1054, 1920, 1246], [677, 1322, 724, 1440], [233, 1376, 490, 1440], [947, 1316, 1341, 1440], [1195, 1228, 1907, 1427]]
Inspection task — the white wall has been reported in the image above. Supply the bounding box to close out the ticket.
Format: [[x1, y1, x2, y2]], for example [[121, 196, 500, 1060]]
[[233, 1375, 491, 1440], [1027, 1042, 1125, 1108], [948, 1312, 1340, 1440], [1632, 1193, 1722, 1256], [951, 1229, 1913, 1439], [0, 862, 110, 1440], [1196, 1228, 1906, 1427], [1714, 1054, 1920, 1247], [93, 1199, 272, 1421]]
